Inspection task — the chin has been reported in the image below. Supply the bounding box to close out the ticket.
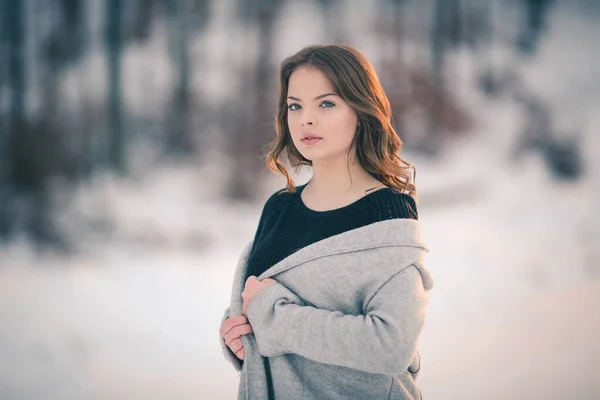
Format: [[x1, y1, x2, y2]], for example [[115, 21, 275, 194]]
[[300, 151, 342, 164], [294, 141, 346, 162]]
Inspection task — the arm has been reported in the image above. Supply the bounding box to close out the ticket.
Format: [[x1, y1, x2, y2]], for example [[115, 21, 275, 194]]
[[245, 265, 428, 376]]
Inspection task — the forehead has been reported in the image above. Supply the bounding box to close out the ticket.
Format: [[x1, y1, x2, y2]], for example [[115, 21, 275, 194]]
[[288, 66, 335, 96]]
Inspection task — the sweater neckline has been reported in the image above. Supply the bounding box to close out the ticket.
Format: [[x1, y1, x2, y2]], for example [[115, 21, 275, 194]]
[[294, 182, 393, 215]]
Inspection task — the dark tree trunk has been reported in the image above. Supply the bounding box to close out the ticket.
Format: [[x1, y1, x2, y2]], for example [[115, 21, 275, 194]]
[[6, 0, 26, 120], [426, 0, 453, 155], [106, 0, 125, 172], [1, 0, 26, 239], [166, 0, 192, 154]]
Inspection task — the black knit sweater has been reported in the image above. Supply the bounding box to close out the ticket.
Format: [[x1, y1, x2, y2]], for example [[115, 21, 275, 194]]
[[245, 183, 418, 280]]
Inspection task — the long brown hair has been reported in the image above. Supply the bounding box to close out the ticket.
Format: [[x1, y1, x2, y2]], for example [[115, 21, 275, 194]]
[[264, 44, 418, 201]]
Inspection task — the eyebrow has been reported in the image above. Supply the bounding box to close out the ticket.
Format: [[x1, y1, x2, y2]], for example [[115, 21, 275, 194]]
[[287, 93, 337, 101]]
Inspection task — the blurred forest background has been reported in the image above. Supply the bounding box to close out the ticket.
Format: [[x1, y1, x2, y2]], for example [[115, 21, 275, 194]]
[[1, 0, 599, 399], [1, 0, 593, 249]]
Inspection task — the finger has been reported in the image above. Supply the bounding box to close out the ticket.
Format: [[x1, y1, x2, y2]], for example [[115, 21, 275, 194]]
[[244, 275, 258, 290], [236, 348, 245, 360], [221, 317, 246, 337], [220, 315, 249, 336], [224, 324, 254, 346], [224, 324, 254, 345], [262, 278, 278, 285], [229, 338, 243, 353]]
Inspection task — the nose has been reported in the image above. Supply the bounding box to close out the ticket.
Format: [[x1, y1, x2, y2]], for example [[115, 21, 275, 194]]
[[299, 110, 315, 126]]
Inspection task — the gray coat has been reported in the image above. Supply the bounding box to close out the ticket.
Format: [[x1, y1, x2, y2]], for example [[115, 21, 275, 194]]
[[219, 218, 434, 399]]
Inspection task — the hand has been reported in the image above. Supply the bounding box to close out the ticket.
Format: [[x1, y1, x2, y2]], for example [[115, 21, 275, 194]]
[[242, 275, 278, 315], [220, 315, 253, 360]]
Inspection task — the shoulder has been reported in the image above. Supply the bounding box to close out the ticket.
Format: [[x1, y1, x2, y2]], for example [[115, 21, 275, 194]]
[[260, 185, 299, 215], [367, 188, 418, 220], [264, 187, 292, 208], [251, 187, 294, 245]]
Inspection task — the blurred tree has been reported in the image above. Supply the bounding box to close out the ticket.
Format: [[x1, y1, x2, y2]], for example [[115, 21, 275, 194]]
[[123, 0, 157, 42], [467, 1, 502, 97], [461, 0, 493, 50], [1, 0, 213, 247], [226, 0, 284, 201], [427, 0, 460, 155], [163, 0, 210, 155], [377, 0, 471, 156], [0, 0, 26, 239], [516, 0, 555, 55], [1, 0, 86, 248], [511, 78, 583, 180], [4, 1, 25, 120], [380, 0, 406, 60], [106, 0, 125, 173], [317, 0, 344, 42], [459, 1, 516, 98]]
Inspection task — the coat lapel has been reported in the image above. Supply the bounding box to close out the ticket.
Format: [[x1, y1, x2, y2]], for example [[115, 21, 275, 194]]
[[257, 218, 428, 280], [230, 218, 428, 315]]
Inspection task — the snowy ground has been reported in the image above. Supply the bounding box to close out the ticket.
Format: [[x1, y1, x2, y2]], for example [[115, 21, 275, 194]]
[[2, 3, 600, 400]]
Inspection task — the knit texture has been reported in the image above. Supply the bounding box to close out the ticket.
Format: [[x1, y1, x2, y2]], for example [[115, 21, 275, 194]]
[[245, 183, 418, 280]]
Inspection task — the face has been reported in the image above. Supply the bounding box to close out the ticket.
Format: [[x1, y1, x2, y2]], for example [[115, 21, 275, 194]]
[[286, 66, 359, 162]]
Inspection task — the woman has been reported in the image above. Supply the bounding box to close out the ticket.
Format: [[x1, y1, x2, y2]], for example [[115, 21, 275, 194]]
[[219, 44, 434, 400]]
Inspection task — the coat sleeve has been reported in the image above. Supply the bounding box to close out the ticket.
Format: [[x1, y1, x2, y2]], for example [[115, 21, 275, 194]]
[[245, 265, 429, 376], [219, 306, 244, 372]]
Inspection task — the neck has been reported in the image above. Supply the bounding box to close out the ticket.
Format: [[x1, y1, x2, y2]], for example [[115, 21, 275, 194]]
[[306, 152, 380, 196]]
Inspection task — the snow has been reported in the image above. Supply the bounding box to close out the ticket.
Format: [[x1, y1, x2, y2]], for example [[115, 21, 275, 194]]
[[1, 1, 599, 399]]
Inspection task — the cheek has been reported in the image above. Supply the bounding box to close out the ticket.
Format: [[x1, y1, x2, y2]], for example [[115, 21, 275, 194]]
[[328, 110, 357, 139], [287, 112, 297, 126], [287, 114, 301, 138]]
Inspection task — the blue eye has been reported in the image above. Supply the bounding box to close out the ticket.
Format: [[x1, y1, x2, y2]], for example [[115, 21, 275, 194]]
[[320, 100, 335, 108], [287, 103, 301, 111]]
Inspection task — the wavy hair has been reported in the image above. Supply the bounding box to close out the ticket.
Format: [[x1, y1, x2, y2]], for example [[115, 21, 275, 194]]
[[264, 44, 418, 201]]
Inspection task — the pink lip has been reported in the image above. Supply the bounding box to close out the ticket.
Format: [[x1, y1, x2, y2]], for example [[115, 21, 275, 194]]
[[301, 138, 322, 145], [301, 133, 322, 140]]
